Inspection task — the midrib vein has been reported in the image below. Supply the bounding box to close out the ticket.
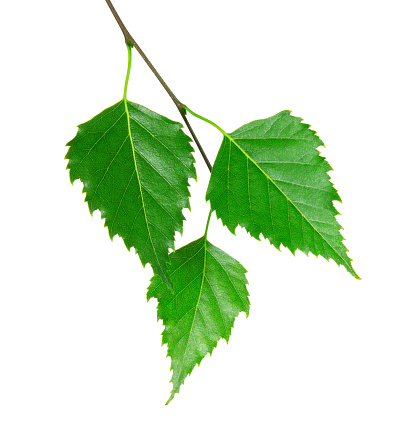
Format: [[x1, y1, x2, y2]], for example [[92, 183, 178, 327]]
[[124, 99, 162, 272], [175, 238, 207, 390], [226, 134, 353, 273]]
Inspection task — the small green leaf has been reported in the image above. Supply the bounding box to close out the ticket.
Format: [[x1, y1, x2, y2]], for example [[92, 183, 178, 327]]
[[66, 100, 196, 288], [148, 237, 250, 404], [206, 110, 359, 279]]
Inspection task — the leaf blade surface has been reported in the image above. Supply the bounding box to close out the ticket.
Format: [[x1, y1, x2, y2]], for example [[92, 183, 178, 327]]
[[66, 100, 196, 288], [147, 237, 250, 404], [206, 111, 359, 278]]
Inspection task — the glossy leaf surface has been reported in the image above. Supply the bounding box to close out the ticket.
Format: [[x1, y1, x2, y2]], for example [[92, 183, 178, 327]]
[[206, 110, 359, 278], [66, 100, 196, 288], [148, 236, 250, 404]]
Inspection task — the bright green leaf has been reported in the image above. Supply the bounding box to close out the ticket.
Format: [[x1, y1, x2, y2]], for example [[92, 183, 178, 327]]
[[206, 110, 359, 279], [66, 100, 196, 288], [148, 236, 250, 404]]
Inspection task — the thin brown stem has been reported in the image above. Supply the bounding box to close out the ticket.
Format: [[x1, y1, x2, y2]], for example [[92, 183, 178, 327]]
[[105, 0, 212, 172]]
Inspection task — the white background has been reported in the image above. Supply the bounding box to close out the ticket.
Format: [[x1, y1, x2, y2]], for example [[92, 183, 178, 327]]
[[1, 0, 398, 429]]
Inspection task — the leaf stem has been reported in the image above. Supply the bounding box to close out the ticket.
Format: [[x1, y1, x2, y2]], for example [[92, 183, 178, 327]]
[[104, 0, 212, 172], [123, 43, 132, 100], [204, 210, 212, 240], [184, 105, 228, 137]]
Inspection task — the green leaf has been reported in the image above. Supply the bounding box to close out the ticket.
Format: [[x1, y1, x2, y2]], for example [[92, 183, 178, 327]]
[[206, 110, 359, 279], [66, 100, 196, 288], [147, 236, 250, 404]]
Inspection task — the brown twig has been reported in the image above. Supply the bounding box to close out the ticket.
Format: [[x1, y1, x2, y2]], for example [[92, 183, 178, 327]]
[[105, 0, 212, 172]]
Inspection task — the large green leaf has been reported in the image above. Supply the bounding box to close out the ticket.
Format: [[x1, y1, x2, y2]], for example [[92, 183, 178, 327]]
[[148, 236, 250, 404], [66, 100, 196, 288], [206, 110, 359, 279]]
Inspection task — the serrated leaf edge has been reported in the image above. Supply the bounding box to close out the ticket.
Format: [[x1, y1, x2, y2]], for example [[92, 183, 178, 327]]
[[206, 111, 359, 279], [147, 237, 250, 404]]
